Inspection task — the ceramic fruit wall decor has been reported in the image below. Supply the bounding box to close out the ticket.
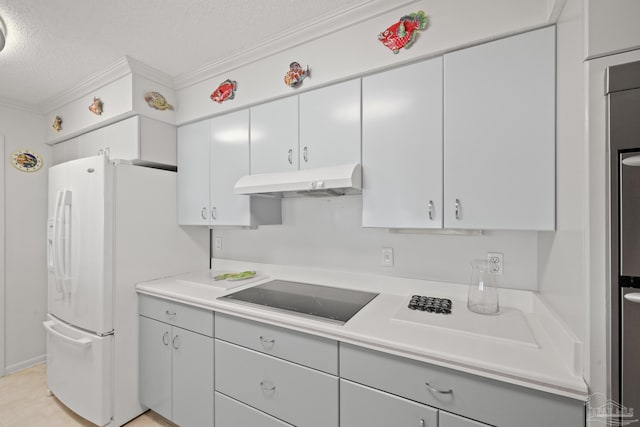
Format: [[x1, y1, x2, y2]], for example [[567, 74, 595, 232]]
[[52, 116, 63, 132], [210, 79, 237, 103], [284, 62, 310, 88], [89, 97, 103, 115], [144, 91, 174, 111], [378, 10, 428, 54]]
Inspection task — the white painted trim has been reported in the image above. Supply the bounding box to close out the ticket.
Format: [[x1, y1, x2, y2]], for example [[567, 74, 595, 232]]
[[0, 135, 5, 377], [173, 0, 417, 89], [547, 0, 567, 22], [5, 354, 46, 375]]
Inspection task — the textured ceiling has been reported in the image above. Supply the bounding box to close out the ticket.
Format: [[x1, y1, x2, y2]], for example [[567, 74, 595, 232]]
[[0, 0, 374, 107]]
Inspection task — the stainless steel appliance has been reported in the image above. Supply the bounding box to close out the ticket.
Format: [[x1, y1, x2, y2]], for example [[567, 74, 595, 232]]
[[608, 59, 640, 417], [219, 280, 378, 325]]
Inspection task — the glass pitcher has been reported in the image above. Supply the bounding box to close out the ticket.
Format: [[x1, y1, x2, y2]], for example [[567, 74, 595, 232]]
[[467, 260, 499, 315]]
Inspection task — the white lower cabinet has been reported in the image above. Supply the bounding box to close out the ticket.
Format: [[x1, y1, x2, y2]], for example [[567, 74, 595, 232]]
[[138, 299, 585, 427], [340, 379, 439, 427], [215, 339, 338, 427], [138, 301, 214, 427], [439, 411, 491, 427], [215, 392, 293, 427], [340, 343, 584, 427]]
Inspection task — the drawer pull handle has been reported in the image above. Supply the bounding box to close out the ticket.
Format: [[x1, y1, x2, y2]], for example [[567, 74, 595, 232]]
[[259, 336, 275, 344], [162, 331, 169, 346], [420, 420, 425, 427], [425, 382, 452, 394], [165, 310, 176, 317], [260, 381, 276, 392]]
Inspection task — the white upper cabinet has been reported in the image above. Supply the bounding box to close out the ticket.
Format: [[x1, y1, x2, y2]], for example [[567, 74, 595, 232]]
[[177, 111, 281, 227], [299, 79, 361, 169], [177, 120, 210, 226], [250, 96, 299, 174], [443, 26, 556, 230], [54, 115, 177, 166], [362, 57, 443, 229], [210, 110, 252, 226]]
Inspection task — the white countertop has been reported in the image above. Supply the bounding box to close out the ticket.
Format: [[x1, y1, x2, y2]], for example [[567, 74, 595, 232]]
[[136, 259, 588, 401]]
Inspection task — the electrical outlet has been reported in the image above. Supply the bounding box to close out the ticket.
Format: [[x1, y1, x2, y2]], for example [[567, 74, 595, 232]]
[[381, 247, 394, 267], [214, 237, 222, 251], [487, 252, 503, 275]]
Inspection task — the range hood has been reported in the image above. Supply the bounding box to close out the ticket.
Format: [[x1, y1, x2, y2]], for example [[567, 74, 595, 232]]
[[234, 163, 362, 197]]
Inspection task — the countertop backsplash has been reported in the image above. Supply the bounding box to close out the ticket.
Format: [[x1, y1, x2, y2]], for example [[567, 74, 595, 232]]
[[212, 195, 539, 291]]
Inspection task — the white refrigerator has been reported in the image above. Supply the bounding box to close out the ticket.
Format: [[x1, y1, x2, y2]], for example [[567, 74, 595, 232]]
[[44, 155, 207, 426]]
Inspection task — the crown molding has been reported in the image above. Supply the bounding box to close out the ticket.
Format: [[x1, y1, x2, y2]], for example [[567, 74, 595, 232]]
[[39, 55, 175, 114], [0, 96, 41, 114], [39, 56, 132, 113], [126, 56, 175, 88], [173, 0, 419, 89]]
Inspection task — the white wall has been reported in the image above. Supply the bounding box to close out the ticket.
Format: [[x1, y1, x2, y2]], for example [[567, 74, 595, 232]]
[[0, 103, 49, 373], [214, 196, 539, 289], [537, 0, 587, 371]]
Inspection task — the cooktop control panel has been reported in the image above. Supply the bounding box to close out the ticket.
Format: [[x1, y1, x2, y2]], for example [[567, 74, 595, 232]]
[[408, 295, 452, 314]]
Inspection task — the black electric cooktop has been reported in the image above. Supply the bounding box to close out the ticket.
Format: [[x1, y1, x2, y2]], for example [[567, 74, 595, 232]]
[[218, 279, 379, 325]]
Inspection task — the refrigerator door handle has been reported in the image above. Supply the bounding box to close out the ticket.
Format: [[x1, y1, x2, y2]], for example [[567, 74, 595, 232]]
[[61, 190, 72, 294], [43, 320, 92, 348], [53, 191, 65, 294], [624, 293, 640, 304]]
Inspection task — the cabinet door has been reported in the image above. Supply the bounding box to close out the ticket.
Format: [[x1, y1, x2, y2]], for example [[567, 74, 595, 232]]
[[440, 411, 490, 427], [177, 121, 211, 225], [443, 26, 555, 230], [79, 127, 106, 158], [299, 79, 361, 169], [362, 57, 443, 228], [341, 379, 438, 427], [139, 316, 172, 421], [251, 97, 299, 174], [105, 116, 139, 160], [172, 328, 214, 427], [210, 110, 251, 226]]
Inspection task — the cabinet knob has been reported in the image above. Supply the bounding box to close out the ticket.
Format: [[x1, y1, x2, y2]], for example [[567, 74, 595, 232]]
[[162, 331, 169, 346], [288, 149, 293, 165], [428, 200, 434, 221], [455, 199, 461, 220], [303, 146, 309, 163], [420, 420, 425, 427], [172, 334, 180, 350], [211, 207, 217, 220], [424, 381, 453, 395], [104, 147, 110, 158], [201, 207, 207, 220]]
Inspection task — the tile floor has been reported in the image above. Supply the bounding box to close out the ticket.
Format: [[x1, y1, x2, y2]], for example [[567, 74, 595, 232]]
[[0, 364, 175, 427]]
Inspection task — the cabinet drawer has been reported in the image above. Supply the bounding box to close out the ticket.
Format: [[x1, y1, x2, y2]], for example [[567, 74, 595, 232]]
[[215, 340, 338, 427], [215, 313, 338, 374], [440, 411, 490, 427], [215, 392, 293, 427], [341, 379, 438, 427], [340, 344, 584, 427], [139, 294, 213, 337]]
